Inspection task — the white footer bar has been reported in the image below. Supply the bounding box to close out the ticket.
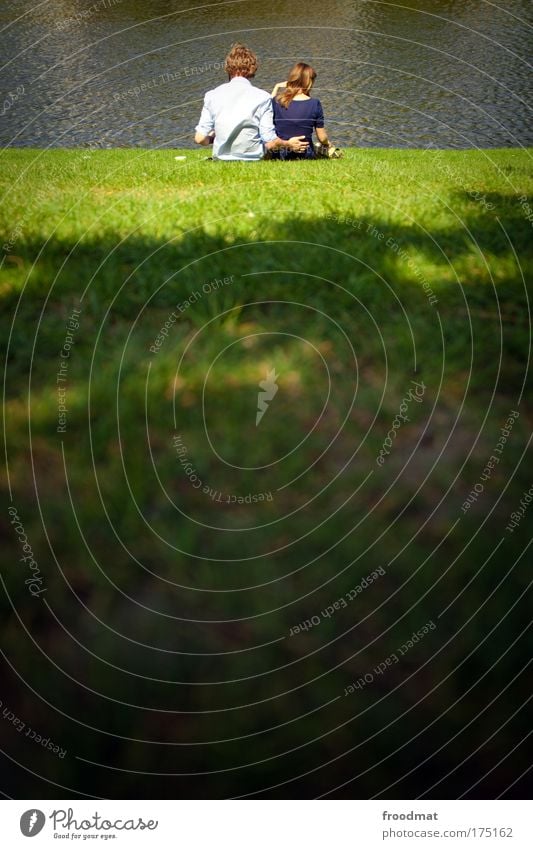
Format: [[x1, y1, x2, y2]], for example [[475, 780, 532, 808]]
[[1, 800, 530, 848]]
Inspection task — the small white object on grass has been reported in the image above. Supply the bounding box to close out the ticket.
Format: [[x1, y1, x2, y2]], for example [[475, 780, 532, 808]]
[[174, 155, 186, 161]]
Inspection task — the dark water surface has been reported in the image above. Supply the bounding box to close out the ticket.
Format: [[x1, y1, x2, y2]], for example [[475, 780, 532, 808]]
[[1, 0, 531, 149]]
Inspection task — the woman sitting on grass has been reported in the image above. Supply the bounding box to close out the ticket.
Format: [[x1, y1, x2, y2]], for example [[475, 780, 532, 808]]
[[270, 63, 331, 159]]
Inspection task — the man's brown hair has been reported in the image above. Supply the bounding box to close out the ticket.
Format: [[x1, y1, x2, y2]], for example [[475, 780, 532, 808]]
[[224, 43, 258, 79]]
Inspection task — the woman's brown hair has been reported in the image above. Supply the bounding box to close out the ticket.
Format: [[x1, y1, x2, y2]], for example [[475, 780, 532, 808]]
[[276, 62, 317, 108], [224, 43, 258, 79]]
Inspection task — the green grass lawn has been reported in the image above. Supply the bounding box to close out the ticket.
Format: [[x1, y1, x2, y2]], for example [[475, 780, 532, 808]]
[[1, 148, 532, 798]]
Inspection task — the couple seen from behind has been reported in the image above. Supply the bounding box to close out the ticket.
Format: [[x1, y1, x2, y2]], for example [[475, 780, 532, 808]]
[[194, 43, 333, 161]]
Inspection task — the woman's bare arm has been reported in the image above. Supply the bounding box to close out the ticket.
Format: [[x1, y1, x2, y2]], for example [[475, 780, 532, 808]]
[[271, 81, 287, 97], [316, 127, 330, 145]]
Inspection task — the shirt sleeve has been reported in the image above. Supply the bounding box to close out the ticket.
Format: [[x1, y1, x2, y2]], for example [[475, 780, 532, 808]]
[[314, 100, 325, 129], [195, 92, 215, 136], [257, 98, 277, 143]]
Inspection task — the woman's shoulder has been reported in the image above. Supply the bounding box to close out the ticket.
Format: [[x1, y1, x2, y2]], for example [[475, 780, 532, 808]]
[[292, 97, 321, 109], [272, 96, 322, 111], [300, 97, 323, 111]]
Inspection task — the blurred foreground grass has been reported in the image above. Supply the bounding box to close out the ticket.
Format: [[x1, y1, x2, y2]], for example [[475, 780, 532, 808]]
[[0, 148, 532, 798]]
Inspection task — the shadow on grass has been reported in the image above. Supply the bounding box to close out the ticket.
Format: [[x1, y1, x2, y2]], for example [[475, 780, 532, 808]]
[[1, 206, 531, 798]]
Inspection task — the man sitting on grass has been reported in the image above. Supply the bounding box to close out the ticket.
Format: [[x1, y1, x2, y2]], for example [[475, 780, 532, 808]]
[[194, 43, 308, 161]]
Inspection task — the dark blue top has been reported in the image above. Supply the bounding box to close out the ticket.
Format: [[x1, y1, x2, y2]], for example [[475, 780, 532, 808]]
[[272, 97, 325, 146]]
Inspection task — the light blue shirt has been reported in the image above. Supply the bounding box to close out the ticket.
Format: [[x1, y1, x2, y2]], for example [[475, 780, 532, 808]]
[[195, 76, 277, 161]]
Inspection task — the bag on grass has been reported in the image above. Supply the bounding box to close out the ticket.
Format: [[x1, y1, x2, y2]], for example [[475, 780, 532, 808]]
[[313, 141, 343, 159]]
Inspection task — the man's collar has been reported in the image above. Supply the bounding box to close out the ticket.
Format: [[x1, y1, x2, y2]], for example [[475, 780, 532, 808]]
[[229, 76, 252, 84]]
